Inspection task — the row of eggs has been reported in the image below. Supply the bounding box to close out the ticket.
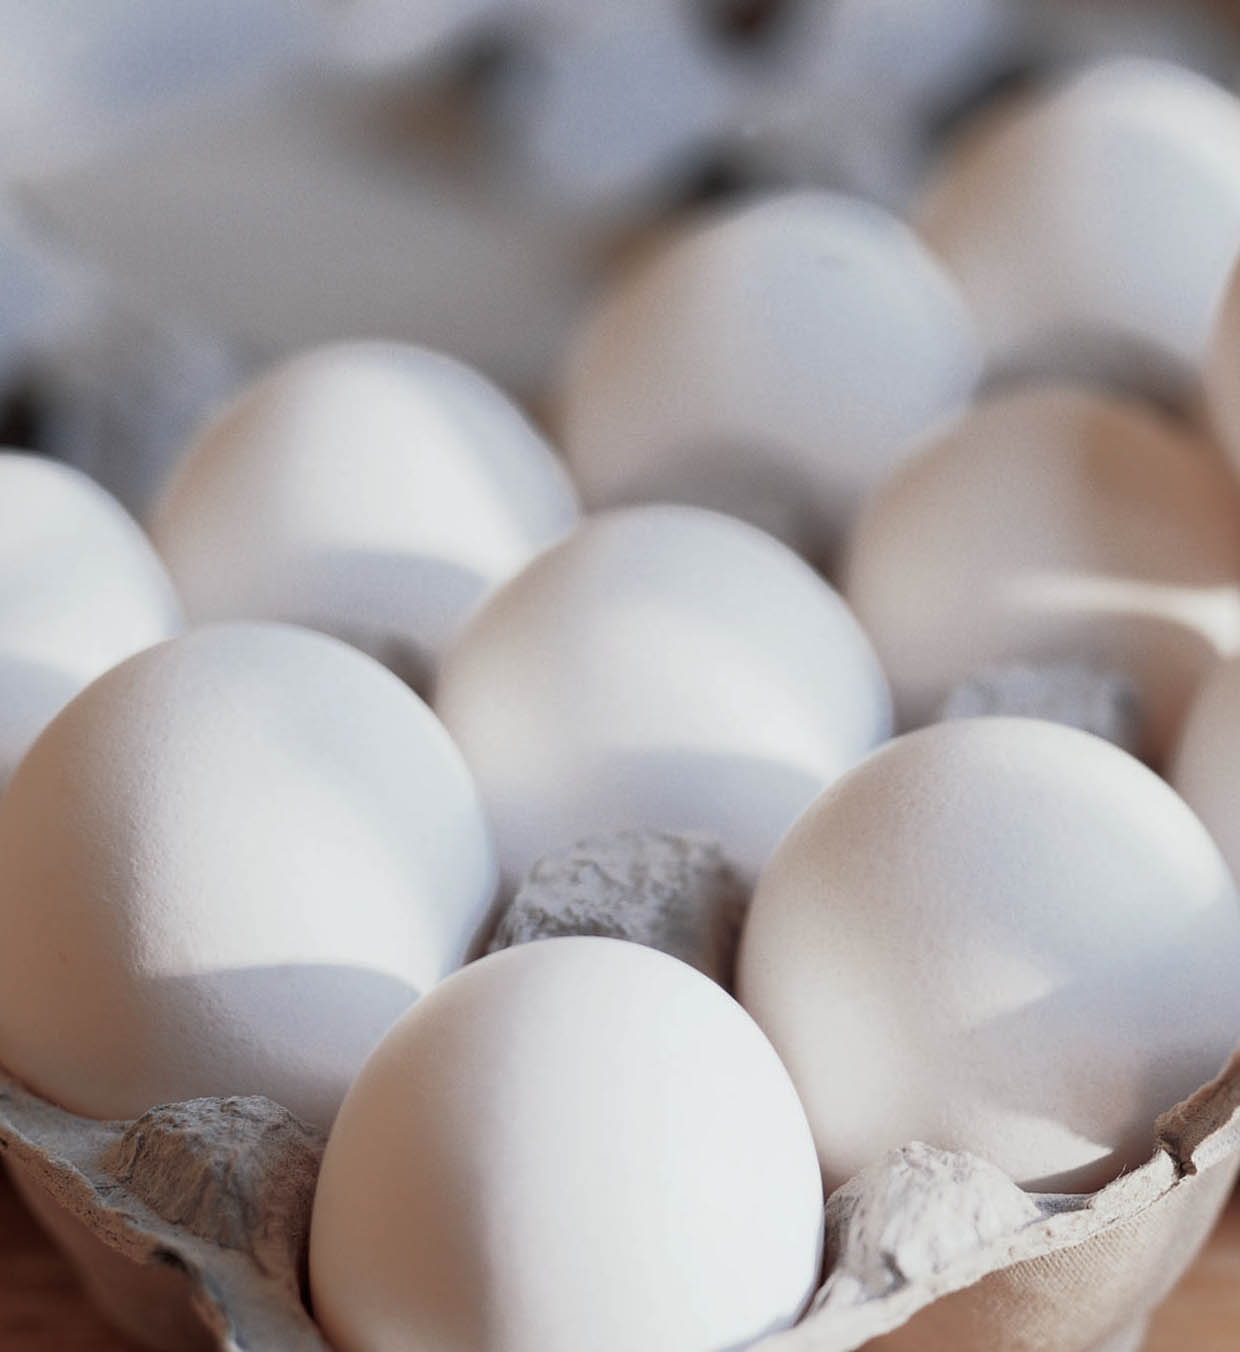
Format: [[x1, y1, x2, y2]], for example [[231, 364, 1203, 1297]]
[[6, 406, 1240, 1349], [9, 327, 1240, 885], [4, 622, 1240, 1352], [7, 59, 1240, 1345]]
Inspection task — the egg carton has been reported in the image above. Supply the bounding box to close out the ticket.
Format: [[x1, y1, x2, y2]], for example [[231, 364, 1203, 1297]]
[[3, 1031, 1239, 1351]]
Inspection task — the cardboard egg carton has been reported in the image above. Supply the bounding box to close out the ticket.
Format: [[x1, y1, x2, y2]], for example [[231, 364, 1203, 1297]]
[[3, 1040, 1238, 1352]]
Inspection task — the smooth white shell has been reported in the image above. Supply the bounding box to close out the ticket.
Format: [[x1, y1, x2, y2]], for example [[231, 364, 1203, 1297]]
[[738, 717, 1240, 1195], [309, 937, 824, 1352], [918, 59, 1240, 388], [843, 385, 1240, 762], [0, 622, 497, 1130], [150, 343, 580, 684], [0, 451, 182, 786], [434, 503, 892, 882], [558, 191, 981, 561]]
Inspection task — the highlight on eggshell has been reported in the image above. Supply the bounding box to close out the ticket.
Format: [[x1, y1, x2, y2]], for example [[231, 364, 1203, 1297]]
[[843, 383, 1240, 764], [557, 189, 981, 565], [309, 936, 825, 1352], [0, 450, 183, 788], [0, 620, 497, 1131], [433, 502, 893, 884], [917, 58, 1240, 393], [738, 716, 1240, 1196], [149, 341, 580, 690]]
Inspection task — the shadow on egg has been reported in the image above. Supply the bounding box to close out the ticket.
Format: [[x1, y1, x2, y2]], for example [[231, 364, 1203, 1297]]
[[980, 323, 1195, 415], [501, 745, 831, 888], [135, 963, 422, 1132], [566, 439, 837, 575], [242, 546, 490, 700], [950, 892, 1240, 1194], [0, 653, 84, 787]]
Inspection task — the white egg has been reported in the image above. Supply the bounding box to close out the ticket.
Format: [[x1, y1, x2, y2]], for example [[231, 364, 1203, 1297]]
[[434, 503, 892, 883], [150, 342, 580, 688], [309, 937, 824, 1352], [0, 451, 182, 786], [843, 384, 1240, 763], [1171, 654, 1240, 885], [0, 621, 497, 1130], [1206, 257, 1240, 473], [558, 191, 981, 563], [738, 717, 1240, 1195], [918, 59, 1240, 392]]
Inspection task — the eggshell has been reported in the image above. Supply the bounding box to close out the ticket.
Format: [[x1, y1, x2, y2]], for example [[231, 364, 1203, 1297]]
[[308, 937, 824, 1352], [843, 384, 1240, 762], [738, 716, 1240, 1195], [434, 503, 892, 883], [557, 191, 981, 561], [0, 450, 182, 785], [150, 342, 580, 686], [917, 59, 1240, 390], [0, 621, 497, 1130], [1206, 257, 1240, 473]]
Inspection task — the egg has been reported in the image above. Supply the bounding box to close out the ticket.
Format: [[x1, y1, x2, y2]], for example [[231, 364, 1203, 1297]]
[[0, 621, 496, 1130], [1170, 654, 1240, 885], [737, 717, 1240, 1195], [557, 190, 981, 563], [309, 937, 824, 1352], [843, 384, 1240, 763], [434, 503, 892, 883], [149, 342, 580, 689], [917, 59, 1240, 393], [0, 450, 182, 786], [1206, 257, 1240, 473]]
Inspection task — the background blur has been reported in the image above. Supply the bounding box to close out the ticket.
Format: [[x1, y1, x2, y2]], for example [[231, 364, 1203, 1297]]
[[0, 0, 1237, 520]]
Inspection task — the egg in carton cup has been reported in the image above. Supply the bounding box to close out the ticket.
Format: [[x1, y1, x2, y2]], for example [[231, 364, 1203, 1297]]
[[1, 613, 1238, 1351], [2, 625, 1238, 1350], [2, 1020, 1239, 1351], [3, 812, 1240, 1352]]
